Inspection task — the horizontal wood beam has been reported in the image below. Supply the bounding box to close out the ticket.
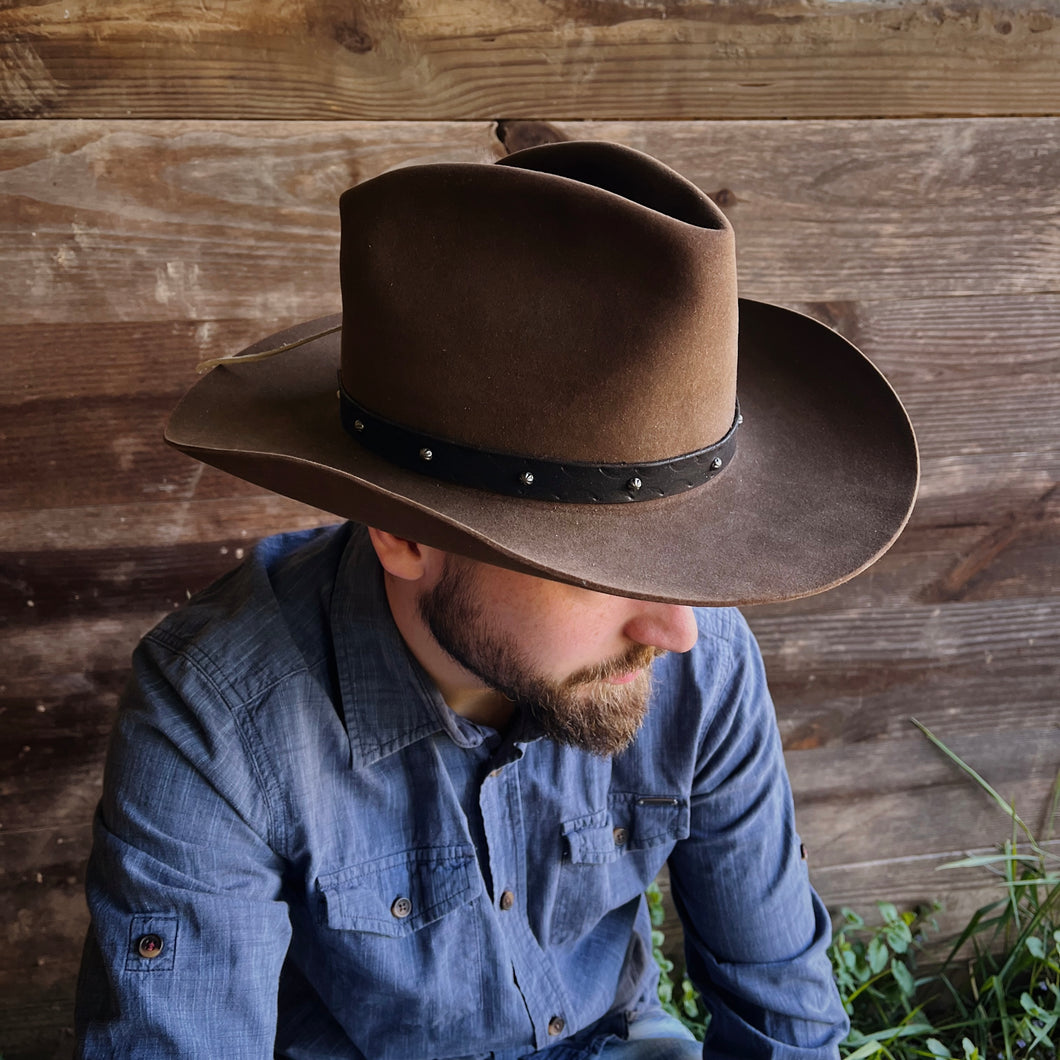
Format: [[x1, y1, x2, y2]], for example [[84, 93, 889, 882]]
[[1, 117, 1057, 321], [1, 0, 1058, 121]]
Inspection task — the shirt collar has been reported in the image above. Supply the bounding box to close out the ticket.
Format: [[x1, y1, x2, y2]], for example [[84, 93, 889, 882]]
[[329, 525, 493, 768]]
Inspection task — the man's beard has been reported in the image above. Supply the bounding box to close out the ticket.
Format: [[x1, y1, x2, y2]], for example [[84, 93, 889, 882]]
[[417, 558, 664, 757]]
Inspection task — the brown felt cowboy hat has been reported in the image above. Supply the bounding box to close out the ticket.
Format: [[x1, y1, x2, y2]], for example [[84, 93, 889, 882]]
[[166, 140, 918, 606]]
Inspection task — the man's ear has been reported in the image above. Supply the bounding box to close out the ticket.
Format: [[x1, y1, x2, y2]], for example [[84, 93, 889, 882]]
[[367, 527, 432, 582]]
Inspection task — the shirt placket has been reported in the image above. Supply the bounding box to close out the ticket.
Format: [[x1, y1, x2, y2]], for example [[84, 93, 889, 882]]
[[479, 749, 573, 1051]]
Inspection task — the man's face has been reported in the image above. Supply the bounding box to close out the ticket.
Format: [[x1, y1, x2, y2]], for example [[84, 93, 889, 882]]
[[416, 554, 697, 756]]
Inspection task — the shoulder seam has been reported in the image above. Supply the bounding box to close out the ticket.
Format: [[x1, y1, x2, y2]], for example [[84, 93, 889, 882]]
[[142, 626, 298, 853]]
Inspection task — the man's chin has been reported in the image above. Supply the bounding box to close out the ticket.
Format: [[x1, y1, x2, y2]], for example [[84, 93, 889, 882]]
[[544, 715, 646, 758], [528, 668, 653, 757]]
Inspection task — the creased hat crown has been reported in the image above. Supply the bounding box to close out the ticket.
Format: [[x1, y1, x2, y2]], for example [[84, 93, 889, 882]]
[[338, 141, 739, 464]]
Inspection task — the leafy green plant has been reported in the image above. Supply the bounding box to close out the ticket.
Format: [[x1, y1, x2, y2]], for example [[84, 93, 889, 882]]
[[901, 721, 1060, 1060], [829, 901, 940, 1058], [830, 721, 1060, 1059]]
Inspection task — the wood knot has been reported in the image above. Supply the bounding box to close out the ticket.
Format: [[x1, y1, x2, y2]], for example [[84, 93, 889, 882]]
[[333, 21, 373, 53], [495, 120, 569, 155]]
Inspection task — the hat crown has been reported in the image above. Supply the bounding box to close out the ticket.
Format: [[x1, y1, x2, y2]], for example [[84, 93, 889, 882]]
[[338, 141, 738, 464]]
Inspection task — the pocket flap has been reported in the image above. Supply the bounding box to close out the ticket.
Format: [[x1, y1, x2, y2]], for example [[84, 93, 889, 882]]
[[623, 794, 690, 850], [317, 846, 479, 937], [561, 809, 619, 865], [561, 795, 690, 864]]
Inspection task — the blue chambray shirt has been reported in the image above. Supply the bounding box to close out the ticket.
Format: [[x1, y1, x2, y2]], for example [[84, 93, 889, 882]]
[[75, 522, 847, 1059]]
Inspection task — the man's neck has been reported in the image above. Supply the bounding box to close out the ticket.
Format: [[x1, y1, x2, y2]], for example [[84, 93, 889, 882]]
[[381, 569, 515, 730]]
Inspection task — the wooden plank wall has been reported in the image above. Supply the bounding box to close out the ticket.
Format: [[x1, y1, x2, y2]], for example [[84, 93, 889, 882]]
[[1, 3, 1058, 1058], [1, 0, 1058, 120]]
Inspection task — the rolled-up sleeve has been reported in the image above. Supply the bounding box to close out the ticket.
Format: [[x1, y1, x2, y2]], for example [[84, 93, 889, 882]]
[[667, 612, 847, 1059], [76, 635, 292, 1059]]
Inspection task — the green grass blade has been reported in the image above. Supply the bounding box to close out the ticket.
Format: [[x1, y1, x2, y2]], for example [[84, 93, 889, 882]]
[[938, 854, 1044, 870], [911, 720, 1037, 848], [1043, 764, 1060, 841], [936, 902, 1003, 974]]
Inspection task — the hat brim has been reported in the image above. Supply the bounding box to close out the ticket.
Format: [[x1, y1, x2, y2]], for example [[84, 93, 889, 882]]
[[165, 300, 918, 606]]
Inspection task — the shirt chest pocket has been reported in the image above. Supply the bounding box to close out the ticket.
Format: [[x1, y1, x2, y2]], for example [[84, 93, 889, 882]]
[[563, 793, 690, 863], [317, 845, 479, 939], [312, 846, 494, 1046], [551, 793, 690, 944]]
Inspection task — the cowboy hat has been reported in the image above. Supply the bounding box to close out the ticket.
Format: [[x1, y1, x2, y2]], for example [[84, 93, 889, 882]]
[[166, 140, 918, 606]]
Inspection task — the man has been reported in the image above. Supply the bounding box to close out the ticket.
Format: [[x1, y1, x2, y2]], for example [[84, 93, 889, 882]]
[[75, 140, 918, 1058]]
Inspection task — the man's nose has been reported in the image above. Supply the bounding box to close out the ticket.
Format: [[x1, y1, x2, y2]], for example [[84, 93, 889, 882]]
[[623, 603, 699, 655]]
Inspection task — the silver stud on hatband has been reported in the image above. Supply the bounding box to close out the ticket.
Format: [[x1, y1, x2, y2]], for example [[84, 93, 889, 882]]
[[711, 457, 723, 470], [520, 471, 535, 486], [627, 477, 642, 492], [737, 413, 744, 426], [419, 448, 433, 462], [353, 419, 365, 432]]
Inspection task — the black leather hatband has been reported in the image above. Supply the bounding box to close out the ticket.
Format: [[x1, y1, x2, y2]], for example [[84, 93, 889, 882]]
[[338, 381, 739, 504]]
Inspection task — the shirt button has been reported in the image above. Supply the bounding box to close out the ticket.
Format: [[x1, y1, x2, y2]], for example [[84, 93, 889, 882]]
[[390, 896, 412, 919], [136, 934, 164, 959], [612, 827, 628, 846], [547, 1016, 565, 1036], [499, 889, 515, 911]]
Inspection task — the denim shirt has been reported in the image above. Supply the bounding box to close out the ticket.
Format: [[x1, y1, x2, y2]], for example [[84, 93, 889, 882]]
[[75, 523, 847, 1059]]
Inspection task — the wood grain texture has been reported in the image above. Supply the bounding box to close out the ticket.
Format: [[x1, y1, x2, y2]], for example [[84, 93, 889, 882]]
[[0, 117, 1057, 1058], [0, 0, 1058, 121], [1, 119, 1056, 330]]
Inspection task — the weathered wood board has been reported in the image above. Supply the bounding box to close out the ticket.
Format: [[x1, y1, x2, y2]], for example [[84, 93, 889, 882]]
[[1, 118, 1057, 1058], [1, 0, 1058, 121]]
